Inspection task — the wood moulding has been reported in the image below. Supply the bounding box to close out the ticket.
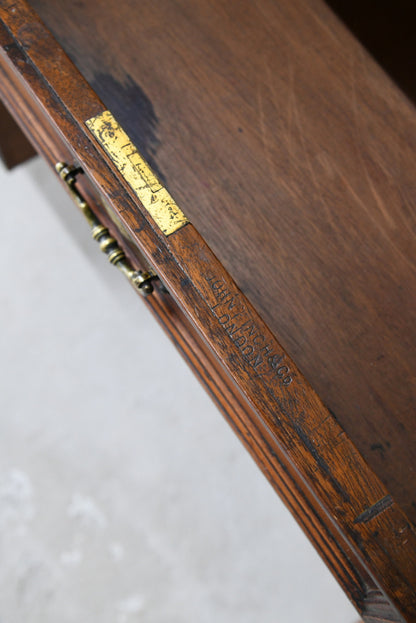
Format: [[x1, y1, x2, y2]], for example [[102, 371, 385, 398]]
[[0, 1, 415, 621]]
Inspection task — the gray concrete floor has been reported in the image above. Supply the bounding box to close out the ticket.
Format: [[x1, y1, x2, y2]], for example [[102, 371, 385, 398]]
[[0, 157, 359, 622]]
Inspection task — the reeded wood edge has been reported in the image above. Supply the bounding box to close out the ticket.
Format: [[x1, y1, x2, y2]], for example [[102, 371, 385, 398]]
[[0, 2, 414, 621]]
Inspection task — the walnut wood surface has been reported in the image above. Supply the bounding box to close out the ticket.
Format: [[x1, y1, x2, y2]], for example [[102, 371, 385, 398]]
[[0, 32, 385, 619], [1, 1, 415, 621], [27, 0, 416, 528]]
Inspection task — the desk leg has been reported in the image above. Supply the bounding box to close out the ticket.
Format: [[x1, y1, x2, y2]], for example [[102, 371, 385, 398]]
[[0, 100, 36, 169]]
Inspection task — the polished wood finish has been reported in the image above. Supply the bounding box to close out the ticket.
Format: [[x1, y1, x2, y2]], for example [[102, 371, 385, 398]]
[[0, 99, 35, 167], [0, 1, 415, 621], [28, 0, 416, 528]]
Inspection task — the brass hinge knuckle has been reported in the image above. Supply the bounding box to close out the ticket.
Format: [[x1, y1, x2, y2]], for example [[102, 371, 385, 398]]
[[55, 162, 157, 296]]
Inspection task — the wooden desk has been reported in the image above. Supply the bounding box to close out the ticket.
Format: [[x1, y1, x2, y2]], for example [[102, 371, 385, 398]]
[[0, 1, 415, 620]]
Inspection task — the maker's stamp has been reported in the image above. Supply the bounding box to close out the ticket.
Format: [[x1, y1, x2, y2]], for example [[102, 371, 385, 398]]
[[204, 272, 293, 387]]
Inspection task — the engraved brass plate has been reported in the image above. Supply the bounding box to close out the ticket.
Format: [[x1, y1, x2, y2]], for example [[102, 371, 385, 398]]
[[85, 110, 189, 236]]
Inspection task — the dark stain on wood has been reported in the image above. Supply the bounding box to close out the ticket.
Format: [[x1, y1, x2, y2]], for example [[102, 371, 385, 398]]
[[292, 419, 351, 504], [89, 72, 166, 184], [354, 495, 394, 525]]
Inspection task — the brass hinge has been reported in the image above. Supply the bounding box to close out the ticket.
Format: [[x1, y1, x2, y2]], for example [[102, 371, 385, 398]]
[[55, 162, 157, 296]]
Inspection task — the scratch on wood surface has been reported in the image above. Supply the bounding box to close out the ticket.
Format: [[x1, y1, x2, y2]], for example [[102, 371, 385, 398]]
[[348, 56, 416, 276], [261, 53, 336, 235], [290, 77, 337, 233], [334, 156, 416, 277], [261, 54, 310, 193], [301, 2, 339, 46], [354, 495, 393, 525], [284, 62, 295, 171], [263, 57, 296, 176], [255, 73, 293, 199], [349, 57, 395, 229], [256, 84, 272, 173]]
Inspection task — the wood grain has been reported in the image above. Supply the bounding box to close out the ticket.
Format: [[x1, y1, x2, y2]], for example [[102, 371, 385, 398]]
[[0, 43, 382, 618], [27, 0, 416, 528], [0, 1, 415, 620]]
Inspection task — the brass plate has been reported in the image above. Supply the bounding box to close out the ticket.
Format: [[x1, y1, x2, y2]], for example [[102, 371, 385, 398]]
[[86, 110, 189, 236]]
